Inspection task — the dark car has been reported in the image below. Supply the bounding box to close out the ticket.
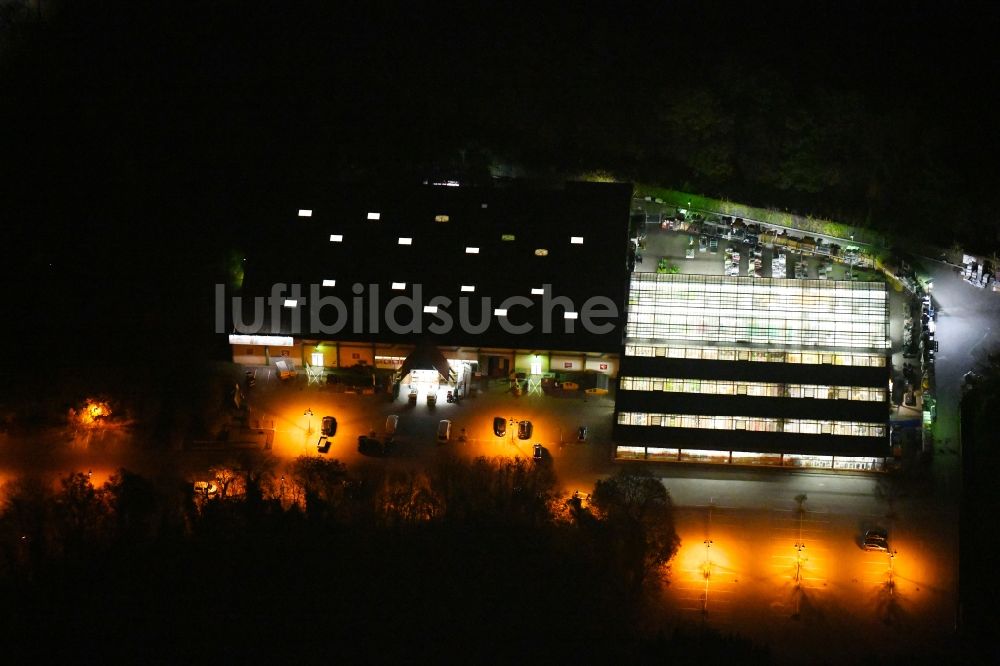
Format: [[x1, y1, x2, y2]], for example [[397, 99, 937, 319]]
[[357, 435, 384, 456], [577, 426, 588, 442], [863, 528, 889, 551], [493, 416, 507, 437], [321, 416, 337, 437], [533, 443, 544, 461], [518, 420, 533, 440]]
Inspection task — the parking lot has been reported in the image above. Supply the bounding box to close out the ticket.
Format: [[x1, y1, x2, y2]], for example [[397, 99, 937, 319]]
[[243, 372, 617, 491], [635, 224, 880, 282]]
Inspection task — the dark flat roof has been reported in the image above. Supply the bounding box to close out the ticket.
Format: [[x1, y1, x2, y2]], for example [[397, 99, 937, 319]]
[[236, 181, 632, 352]]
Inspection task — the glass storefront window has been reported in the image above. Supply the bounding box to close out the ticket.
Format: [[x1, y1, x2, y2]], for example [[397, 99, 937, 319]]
[[617, 412, 884, 438], [623, 344, 887, 367]]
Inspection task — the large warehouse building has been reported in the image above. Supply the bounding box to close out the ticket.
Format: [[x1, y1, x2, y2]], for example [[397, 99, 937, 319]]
[[227, 180, 893, 470], [226, 180, 632, 401], [613, 273, 892, 470]]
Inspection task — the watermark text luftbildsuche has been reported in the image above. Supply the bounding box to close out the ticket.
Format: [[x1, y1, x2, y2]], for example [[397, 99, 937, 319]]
[[216, 283, 618, 336]]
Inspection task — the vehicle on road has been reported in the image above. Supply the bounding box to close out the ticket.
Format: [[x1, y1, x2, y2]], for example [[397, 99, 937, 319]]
[[321, 416, 337, 437], [863, 528, 889, 551], [518, 420, 533, 440], [685, 246, 695, 259], [317, 436, 331, 453], [577, 426, 588, 442], [709, 238, 719, 254], [437, 419, 452, 442], [698, 236, 708, 253], [493, 416, 507, 437], [533, 443, 544, 461], [385, 415, 398, 436]]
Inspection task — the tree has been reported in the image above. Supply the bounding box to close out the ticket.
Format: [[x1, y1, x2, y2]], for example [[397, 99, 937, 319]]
[[290, 456, 348, 516], [0, 475, 56, 574], [209, 464, 243, 500], [103, 468, 159, 544], [429, 455, 557, 525], [591, 469, 681, 595], [376, 468, 440, 527], [55, 472, 111, 552]]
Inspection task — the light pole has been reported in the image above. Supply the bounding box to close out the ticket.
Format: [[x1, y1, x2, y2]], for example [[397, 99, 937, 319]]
[[510, 418, 517, 445], [304, 408, 314, 434], [792, 541, 807, 619], [888, 549, 897, 597], [702, 538, 713, 615], [849, 233, 855, 281]]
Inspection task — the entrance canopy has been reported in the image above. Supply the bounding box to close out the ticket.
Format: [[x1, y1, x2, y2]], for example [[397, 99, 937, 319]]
[[399, 344, 452, 382]]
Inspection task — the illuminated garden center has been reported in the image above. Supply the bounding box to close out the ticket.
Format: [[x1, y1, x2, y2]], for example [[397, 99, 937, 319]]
[[615, 273, 892, 470], [625, 274, 890, 349]]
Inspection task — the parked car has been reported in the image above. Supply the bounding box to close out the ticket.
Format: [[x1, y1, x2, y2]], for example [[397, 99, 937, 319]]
[[709, 238, 719, 254], [437, 419, 452, 442], [698, 236, 708, 253], [963, 371, 981, 388], [577, 426, 588, 442], [518, 420, 533, 440], [357, 435, 384, 456], [493, 416, 507, 437], [321, 416, 337, 437], [863, 528, 889, 551]]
